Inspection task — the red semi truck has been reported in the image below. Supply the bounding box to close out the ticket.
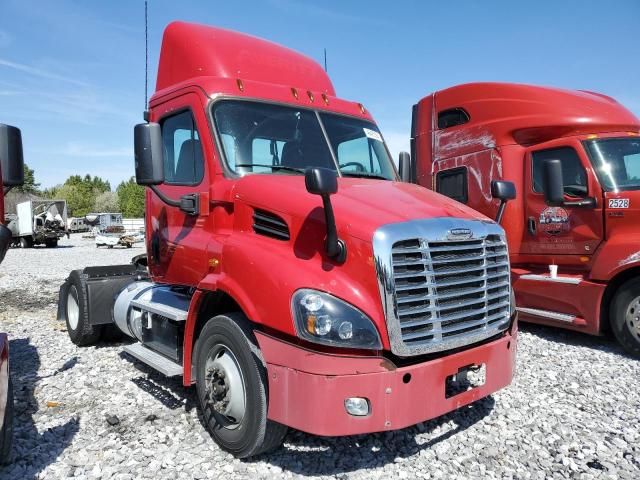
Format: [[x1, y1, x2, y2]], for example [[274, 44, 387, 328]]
[[0, 123, 25, 463], [57, 23, 517, 458], [410, 82, 640, 357]]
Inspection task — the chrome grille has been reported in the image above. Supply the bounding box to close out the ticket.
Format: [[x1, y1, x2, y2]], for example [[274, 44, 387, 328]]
[[374, 219, 512, 356]]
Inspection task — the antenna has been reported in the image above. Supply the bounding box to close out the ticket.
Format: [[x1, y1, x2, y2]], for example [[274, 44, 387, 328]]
[[143, 0, 149, 121], [323, 48, 327, 72]]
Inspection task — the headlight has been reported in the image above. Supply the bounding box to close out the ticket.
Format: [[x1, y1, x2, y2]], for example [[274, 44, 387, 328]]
[[292, 289, 382, 349]]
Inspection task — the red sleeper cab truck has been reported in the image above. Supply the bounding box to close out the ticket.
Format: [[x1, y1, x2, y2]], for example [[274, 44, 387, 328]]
[[0, 123, 25, 464], [410, 82, 640, 357], [57, 24, 517, 457]]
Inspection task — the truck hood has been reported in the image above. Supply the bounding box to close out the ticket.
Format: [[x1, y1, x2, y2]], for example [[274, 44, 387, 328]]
[[233, 175, 489, 241]]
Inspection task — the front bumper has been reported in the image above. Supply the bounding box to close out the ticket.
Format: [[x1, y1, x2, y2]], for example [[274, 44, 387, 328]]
[[257, 325, 516, 436], [0, 224, 12, 264]]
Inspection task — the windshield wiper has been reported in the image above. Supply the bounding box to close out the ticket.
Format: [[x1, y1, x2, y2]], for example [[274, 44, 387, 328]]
[[341, 172, 388, 180], [235, 163, 304, 174]]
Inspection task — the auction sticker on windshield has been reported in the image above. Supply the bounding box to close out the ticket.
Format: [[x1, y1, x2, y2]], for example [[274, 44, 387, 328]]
[[608, 198, 630, 209], [363, 128, 383, 142]]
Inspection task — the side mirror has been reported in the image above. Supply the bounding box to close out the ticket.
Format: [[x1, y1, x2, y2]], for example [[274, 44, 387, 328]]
[[0, 124, 25, 188], [305, 167, 345, 262], [398, 151, 412, 183], [491, 180, 516, 202], [542, 159, 565, 206], [134, 122, 164, 186], [491, 180, 516, 224]]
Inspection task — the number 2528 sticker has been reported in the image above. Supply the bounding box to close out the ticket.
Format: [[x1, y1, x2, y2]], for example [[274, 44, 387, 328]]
[[608, 198, 630, 209]]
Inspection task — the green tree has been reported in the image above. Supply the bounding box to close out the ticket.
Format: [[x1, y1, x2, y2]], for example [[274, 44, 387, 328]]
[[94, 191, 119, 212], [43, 174, 112, 217], [117, 177, 145, 217], [13, 163, 40, 194]]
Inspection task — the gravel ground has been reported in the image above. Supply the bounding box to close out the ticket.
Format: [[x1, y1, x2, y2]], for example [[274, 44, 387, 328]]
[[0, 235, 639, 480]]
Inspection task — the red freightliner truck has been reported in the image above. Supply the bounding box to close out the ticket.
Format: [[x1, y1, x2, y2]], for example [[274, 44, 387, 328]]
[[0, 123, 25, 463], [57, 23, 517, 457], [410, 82, 640, 357]]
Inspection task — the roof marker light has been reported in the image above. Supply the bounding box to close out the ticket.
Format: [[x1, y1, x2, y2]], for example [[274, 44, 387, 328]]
[[586, 134, 598, 139], [358, 103, 366, 114], [321, 93, 329, 105], [291, 87, 299, 99], [307, 90, 314, 102], [236, 78, 244, 92]]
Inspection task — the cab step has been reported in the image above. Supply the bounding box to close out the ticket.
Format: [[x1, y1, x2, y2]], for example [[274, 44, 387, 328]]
[[130, 289, 190, 321], [516, 307, 576, 323], [123, 343, 183, 377]]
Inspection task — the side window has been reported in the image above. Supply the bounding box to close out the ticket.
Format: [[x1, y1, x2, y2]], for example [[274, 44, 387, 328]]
[[161, 110, 204, 185], [437, 108, 470, 129], [436, 167, 468, 204], [532, 147, 587, 197]]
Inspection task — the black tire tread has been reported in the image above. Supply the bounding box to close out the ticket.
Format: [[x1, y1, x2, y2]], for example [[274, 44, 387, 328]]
[[65, 270, 102, 346], [610, 277, 640, 358], [195, 313, 287, 458]]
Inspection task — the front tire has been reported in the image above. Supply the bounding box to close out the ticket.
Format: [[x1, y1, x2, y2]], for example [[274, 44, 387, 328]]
[[64, 270, 102, 346], [194, 313, 287, 458], [610, 278, 640, 358], [19, 237, 32, 249]]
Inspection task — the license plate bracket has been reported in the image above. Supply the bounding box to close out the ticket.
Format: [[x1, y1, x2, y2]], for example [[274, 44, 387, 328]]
[[445, 363, 486, 398]]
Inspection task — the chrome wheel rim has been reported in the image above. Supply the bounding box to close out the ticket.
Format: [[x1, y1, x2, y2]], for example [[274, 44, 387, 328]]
[[205, 345, 246, 429], [67, 286, 80, 331], [625, 295, 640, 341]]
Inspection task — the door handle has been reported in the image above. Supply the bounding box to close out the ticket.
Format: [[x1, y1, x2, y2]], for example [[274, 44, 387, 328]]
[[527, 217, 536, 235]]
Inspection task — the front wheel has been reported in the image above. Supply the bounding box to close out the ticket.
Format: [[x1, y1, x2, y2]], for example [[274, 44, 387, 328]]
[[194, 313, 287, 458], [610, 278, 640, 358]]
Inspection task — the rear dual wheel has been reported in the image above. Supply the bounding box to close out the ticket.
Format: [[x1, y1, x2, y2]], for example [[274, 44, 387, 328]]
[[64, 271, 102, 346], [610, 278, 640, 358], [195, 313, 287, 458]]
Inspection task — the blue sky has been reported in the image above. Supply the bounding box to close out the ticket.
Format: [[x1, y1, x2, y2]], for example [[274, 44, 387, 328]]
[[1, 0, 639, 189]]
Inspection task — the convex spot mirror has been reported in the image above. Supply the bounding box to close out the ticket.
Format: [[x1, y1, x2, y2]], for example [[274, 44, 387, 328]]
[[0, 124, 25, 187], [134, 122, 164, 186]]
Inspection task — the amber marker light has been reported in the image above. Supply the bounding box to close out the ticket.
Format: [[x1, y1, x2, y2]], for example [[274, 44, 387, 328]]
[[291, 87, 299, 99], [307, 90, 314, 102], [236, 78, 244, 92], [586, 134, 598, 139], [358, 103, 366, 114], [321, 93, 329, 105]]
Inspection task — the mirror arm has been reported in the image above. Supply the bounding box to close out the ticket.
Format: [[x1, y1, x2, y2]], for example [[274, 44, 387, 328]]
[[321, 194, 346, 263], [495, 200, 507, 224], [150, 185, 181, 208]]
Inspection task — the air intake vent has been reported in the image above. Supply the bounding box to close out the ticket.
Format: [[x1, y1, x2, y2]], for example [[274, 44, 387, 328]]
[[253, 209, 290, 241]]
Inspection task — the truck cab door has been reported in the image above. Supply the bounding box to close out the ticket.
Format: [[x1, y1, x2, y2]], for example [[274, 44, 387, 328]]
[[522, 140, 603, 261], [147, 92, 212, 285]]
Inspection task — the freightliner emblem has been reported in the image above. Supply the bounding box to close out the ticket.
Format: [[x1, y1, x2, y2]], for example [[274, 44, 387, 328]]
[[446, 228, 473, 240]]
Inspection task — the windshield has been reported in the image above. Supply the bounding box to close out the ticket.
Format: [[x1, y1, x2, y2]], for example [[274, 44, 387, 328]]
[[584, 137, 640, 191], [212, 100, 397, 180]]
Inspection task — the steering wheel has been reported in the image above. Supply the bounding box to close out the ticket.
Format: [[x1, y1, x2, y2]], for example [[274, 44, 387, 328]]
[[339, 162, 365, 172]]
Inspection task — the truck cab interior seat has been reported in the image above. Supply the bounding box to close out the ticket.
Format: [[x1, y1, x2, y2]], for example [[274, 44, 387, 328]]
[[175, 139, 204, 183]]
